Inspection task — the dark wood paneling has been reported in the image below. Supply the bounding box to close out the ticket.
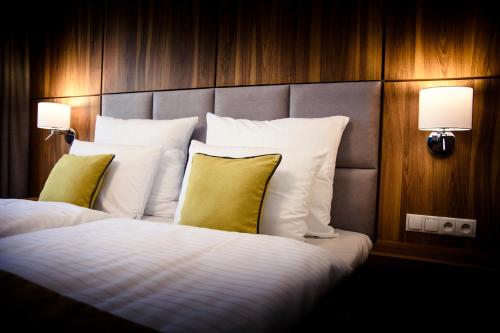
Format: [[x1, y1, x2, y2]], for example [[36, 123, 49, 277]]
[[29, 97, 100, 196], [30, 0, 103, 98], [385, 0, 500, 80], [372, 240, 500, 270], [25, 0, 500, 258], [216, 0, 382, 86], [379, 79, 500, 251], [319, 0, 382, 82], [103, 0, 217, 93]]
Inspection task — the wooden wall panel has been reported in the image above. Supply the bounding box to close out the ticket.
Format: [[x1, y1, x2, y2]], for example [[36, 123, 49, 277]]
[[103, 0, 217, 93], [385, 0, 500, 80], [30, 0, 103, 98], [29, 97, 100, 196], [319, 0, 382, 82], [216, 0, 382, 86], [25, 0, 500, 256], [379, 79, 500, 251]]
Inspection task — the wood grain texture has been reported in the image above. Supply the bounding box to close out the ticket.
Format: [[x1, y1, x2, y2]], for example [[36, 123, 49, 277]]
[[29, 97, 100, 196], [379, 79, 500, 251], [372, 240, 500, 270], [102, 0, 217, 93], [30, 0, 103, 98], [25, 0, 500, 256], [385, 0, 500, 80], [216, 0, 382, 86]]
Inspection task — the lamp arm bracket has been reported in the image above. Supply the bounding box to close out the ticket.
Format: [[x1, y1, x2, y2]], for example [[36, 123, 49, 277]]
[[44, 130, 56, 141], [43, 128, 77, 144]]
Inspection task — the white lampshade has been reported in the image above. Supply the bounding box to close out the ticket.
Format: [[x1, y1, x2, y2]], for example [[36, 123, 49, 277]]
[[37, 102, 71, 130], [419, 87, 473, 131]]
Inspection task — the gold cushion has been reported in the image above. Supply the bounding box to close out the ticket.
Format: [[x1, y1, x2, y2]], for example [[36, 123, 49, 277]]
[[39, 154, 115, 208], [179, 153, 282, 233]]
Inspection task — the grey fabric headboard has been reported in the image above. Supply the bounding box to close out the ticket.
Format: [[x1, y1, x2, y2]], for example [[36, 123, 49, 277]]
[[102, 82, 381, 238]]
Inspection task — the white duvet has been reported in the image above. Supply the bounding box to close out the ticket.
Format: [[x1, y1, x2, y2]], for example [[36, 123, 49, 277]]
[[0, 199, 111, 237], [0, 218, 351, 332]]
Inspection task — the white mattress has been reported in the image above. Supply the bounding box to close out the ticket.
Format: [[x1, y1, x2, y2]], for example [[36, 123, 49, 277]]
[[142, 215, 372, 270], [0, 218, 351, 332]]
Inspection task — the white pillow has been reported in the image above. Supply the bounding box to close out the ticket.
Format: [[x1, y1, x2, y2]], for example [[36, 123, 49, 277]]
[[206, 113, 349, 238], [70, 140, 161, 219], [94, 115, 198, 218], [174, 140, 326, 240]]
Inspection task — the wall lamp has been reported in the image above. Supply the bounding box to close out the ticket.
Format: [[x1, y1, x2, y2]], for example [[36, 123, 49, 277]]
[[37, 102, 76, 144], [418, 87, 473, 157]]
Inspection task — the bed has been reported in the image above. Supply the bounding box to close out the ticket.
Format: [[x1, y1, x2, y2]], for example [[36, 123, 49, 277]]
[[0, 81, 380, 332], [0, 199, 111, 237]]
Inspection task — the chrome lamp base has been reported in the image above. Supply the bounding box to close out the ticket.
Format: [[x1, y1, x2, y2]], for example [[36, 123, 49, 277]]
[[427, 131, 455, 157]]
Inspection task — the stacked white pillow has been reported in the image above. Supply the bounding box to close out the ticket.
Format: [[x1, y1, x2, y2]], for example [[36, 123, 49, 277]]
[[174, 140, 327, 239], [70, 140, 161, 219], [206, 113, 349, 238], [94, 115, 198, 218]]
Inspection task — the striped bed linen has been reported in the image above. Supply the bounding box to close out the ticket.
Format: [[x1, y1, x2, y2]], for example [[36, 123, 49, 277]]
[[0, 218, 350, 332], [305, 230, 372, 269], [0, 199, 111, 237]]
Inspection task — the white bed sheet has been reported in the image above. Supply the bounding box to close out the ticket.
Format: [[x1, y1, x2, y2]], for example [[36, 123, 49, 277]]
[[0, 218, 350, 333], [0, 199, 111, 237], [305, 230, 372, 269], [141, 215, 372, 270], [141, 214, 173, 223]]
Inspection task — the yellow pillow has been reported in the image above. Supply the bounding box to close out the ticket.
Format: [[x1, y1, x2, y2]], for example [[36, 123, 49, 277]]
[[39, 154, 115, 208], [179, 153, 282, 234]]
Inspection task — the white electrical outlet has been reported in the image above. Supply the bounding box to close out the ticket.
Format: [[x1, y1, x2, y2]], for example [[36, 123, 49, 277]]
[[455, 219, 476, 237], [439, 219, 456, 235], [405, 214, 476, 238]]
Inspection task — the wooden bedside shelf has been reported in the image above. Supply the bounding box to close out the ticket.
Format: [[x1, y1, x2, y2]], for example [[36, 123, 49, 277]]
[[371, 240, 500, 271]]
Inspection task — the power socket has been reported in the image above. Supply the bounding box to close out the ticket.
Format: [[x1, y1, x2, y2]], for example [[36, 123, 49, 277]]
[[455, 219, 476, 237], [405, 214, 476, 238]]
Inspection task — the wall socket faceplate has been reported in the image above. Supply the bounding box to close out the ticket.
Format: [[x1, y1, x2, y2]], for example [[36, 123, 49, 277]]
[[405, 214, 476, 238]]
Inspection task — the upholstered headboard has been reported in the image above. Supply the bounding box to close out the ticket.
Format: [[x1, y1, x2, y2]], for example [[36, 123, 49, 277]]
[[102, 82, 381, 238]]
